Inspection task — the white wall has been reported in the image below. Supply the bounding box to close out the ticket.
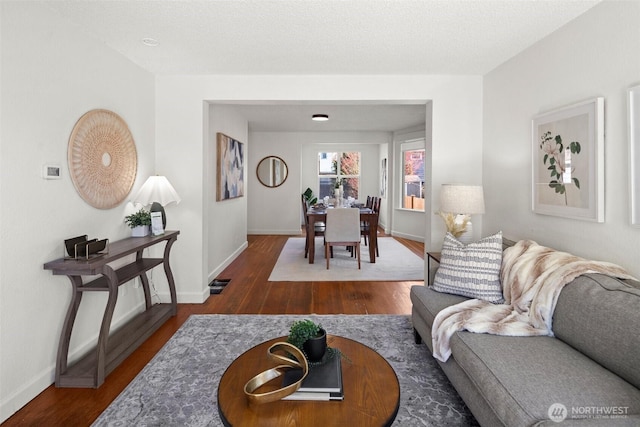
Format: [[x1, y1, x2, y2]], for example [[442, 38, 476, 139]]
[[0, 3, 155, 422], [378, 142, 390, 230], [300, 133, 391, 223], [392, 126, 428, 242], [248, 131, 395, 234], [156, 76, 483, 284], [247, 131, 302, 235], [206, 105, 249, 285], [431, 84, 485, 249], [0, 8, 483, 418], [248, 129, 436, 238], [154, 75, 482, 307], [483, 0, 640, 277]]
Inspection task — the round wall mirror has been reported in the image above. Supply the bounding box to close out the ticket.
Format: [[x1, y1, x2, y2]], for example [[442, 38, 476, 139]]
[[256, 156, 288, 188]]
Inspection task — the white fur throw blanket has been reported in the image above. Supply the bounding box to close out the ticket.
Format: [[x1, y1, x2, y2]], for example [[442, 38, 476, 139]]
[[432, 240, 636, 363]]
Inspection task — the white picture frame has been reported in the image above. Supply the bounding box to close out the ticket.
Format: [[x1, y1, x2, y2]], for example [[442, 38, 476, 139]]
[[532, 98, 604, 222], [151, 211, 164, 236], [380, 158, 387, 198], [629, 85, 640, 226]]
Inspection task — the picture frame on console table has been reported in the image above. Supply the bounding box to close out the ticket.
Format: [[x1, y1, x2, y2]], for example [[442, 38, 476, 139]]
[[629, 85, 640, 226], [532, 97, 604, 222]]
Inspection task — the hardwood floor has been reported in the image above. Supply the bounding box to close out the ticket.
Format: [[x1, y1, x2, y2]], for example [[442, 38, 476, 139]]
[[3, 234, 424, 426]]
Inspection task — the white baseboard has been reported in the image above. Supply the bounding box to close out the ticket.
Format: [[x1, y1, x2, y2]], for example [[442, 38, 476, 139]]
[[0, 361, 54, 423], [0, 301, 146, 423], [206, 240, 248, 286], [247, 229, 302, 235], [390, 231, 425, 243]]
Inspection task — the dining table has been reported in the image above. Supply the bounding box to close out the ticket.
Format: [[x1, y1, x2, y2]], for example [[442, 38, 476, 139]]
[[306, 206, 378, 264]]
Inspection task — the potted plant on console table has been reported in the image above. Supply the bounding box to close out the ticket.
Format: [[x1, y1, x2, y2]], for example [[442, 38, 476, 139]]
[[125, 208, 151, 237], [287, 319, 327, 362]]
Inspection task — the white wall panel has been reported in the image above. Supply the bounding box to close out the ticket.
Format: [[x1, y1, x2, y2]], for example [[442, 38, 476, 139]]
[[1, 3, 155, 421], [483, 1, 640, 276]]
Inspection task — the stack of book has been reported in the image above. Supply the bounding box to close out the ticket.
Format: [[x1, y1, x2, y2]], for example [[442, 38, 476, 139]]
[[281, 352, 344, 401]]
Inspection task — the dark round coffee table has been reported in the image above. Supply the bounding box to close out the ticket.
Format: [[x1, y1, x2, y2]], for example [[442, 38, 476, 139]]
[[217, 335, 400, 426]]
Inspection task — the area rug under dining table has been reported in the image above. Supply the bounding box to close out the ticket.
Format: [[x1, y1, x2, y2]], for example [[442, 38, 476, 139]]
[[268, 237, 425, 282], [91, 314, 477, 426]]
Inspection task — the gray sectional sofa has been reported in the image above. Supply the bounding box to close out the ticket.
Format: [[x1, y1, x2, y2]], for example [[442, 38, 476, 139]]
[[411, 243, 640, 426]]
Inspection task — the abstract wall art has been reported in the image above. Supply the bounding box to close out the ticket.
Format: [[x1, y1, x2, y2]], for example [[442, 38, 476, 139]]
[[216, 133, 244, 201]]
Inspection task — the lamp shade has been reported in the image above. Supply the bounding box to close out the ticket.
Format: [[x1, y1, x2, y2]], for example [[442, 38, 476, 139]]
[[440, 184, 485, 215], [132, 175, 181, 207]]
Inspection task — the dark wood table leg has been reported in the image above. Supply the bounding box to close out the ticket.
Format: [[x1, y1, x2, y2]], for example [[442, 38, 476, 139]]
[[56, 276, 83, 386], [95, 266, 119, 387], [136, 249, 153, 310], [368, 213, 378, 263], [163, 235, 178, 314], [307, 216, 316, 264]]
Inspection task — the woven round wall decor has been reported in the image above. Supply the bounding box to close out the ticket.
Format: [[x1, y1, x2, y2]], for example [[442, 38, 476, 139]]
[[68, 109, 138, 209]]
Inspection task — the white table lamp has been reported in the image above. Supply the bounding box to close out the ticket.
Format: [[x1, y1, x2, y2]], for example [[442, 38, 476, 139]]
[[132, 175, 181, 229], [438, 184, 485, 243]]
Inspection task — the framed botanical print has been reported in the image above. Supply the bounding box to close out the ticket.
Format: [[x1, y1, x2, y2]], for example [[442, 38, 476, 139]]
[[380, 158, 387, 198], [216, 133, 244, 201], [630, 85, 640, 226], [532, 98, 604, 222]]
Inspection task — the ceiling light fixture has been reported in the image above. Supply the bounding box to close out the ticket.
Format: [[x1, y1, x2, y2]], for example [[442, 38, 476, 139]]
[[312, 114, 329, 121], [142, 37, 159, 47]]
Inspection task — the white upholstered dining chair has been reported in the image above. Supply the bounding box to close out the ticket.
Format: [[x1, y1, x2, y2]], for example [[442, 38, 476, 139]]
[[324, 208, 361, 270]]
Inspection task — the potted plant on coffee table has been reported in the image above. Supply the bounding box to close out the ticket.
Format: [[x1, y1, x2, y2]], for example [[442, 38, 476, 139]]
[[287, 319, 327, 362], [125, 208, 152, 237]]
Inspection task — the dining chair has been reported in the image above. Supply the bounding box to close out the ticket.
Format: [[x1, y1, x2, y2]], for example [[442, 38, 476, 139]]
[[301, 194, 327, 258], [361, 196, 381, 255], [360, 195, 374, 246], [371, 197, 381, 256], [325, 208, 361, 269]]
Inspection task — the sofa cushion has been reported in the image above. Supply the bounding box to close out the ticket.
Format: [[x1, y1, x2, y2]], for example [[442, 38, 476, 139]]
[[432, 231, 504, 303], [410, 285, 470, 327], [450, 331, 640, 425], [553, 273, 640, 389]]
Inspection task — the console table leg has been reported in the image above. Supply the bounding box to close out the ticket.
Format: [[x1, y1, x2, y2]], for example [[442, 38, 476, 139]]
[[56, 276, 83, 385], [136, 249, 153, 309], [163, 236, 178, 314], [95, 266, 119, 387], [138, 272, 153, 310]]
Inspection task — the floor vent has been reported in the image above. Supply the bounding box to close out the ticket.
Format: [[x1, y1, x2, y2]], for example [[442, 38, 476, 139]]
[[209, 279, 231, 295]]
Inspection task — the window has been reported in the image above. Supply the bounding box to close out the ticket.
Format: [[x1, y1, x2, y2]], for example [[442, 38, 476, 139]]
[[318, 152, 360, 199], [402, 141, 425, 211]]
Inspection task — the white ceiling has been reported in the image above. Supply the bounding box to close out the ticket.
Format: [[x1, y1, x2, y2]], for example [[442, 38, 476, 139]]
[[42, 0, 601, 132], [44, 0, 600, 76], [221, 102, 428, 132]]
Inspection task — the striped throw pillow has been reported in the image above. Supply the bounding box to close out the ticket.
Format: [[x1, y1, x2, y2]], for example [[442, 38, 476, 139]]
[[432, 231, 504, 303]]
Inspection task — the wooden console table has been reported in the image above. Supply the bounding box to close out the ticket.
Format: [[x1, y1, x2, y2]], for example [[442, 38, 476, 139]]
[[44, 230, 179, 388]]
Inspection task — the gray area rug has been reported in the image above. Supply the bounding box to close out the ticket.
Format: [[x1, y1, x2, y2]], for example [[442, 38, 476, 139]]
[[92, 314, 478, 426], [268, 237, 425, 281]]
